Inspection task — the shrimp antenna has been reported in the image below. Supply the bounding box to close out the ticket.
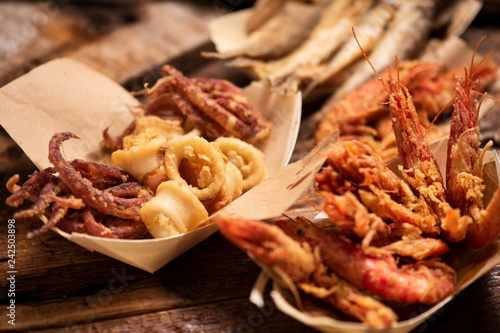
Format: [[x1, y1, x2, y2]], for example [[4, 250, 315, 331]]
[[352, 27, 390, 95], [470, 36, 494, 72], [474, 49, 494, 71], [428, 98, 454, 129], [469, 36, 494, 83], [395, 55, 400, 85], [470, 36, 485, 70], [430, 36, 496, 130], [475, 91, 500, 103]]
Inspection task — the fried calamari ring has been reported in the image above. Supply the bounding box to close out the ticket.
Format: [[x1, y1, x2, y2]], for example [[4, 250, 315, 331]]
[[112, 128, 168, 181], [130, 115, 185, 142], [202, 161, 244, 214], [140, 180, 208, 237], [164, 135, 226, 200], [213, 137, 266, 191]]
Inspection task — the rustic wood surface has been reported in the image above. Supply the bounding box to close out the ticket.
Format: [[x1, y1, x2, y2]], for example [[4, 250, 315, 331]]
[[1, 1, 500, 332]]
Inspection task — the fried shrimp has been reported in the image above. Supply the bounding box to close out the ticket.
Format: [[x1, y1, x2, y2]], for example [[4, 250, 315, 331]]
[[216, 214, 399, 328]]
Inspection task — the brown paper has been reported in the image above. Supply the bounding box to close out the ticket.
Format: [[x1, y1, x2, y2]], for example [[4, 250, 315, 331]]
[[0, 58, 138, 169], [0, 57, 304, 273]]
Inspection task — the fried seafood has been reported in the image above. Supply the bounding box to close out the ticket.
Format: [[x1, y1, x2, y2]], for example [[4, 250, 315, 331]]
[[215, 138, 460, 326], [445, 43, 500, 249], [213, 35, 500, 328], [164, 135, 227, 201], [112, 127, 168, 182], [365, 36, 500, 248], [317, 34, 500, 247], [411, 57, 497, 120], [227, 0, 372, 91], [301, 0, 399, 96], [316, 139, 433, 242], [446, 55, 487, 217], [326, 0, 435, 100], [213, 137, 266, 192], [103, 107, 185, 151], [381, 237, 449, 261], [109, 116, 190, 193], [320, 139, 407, 195], [314, 58, 497, 163], [317, 140, 438, 235], [140, 181, 209, 237], [318, 190, 391, 248], [104, 65, 271, 149], [106, 116, 267, 237], [385, 63, 482, 243], [109, 123, 260, 219], [79, 207, 148, 239], [8, 123, 266, 240], [105, 103, 267, 237], [202, 161, 244, 215], [50, 132, 151, 220], [130, 114, 185, 142], [315, 141, 439, 240], [5, 132, 152, 239], [100, 65, 272, 238], [6, 64, 272, 240], [315, 61, 445, 152], [144, 65, 271, 143], [216, 214, 399, 328], [275, 218, 455, 304], [7, 127, 266, 239], [210, 0, 482, 100]]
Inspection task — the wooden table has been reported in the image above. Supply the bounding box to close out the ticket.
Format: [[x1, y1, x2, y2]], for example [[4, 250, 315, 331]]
[[1, 1, 500, 332]]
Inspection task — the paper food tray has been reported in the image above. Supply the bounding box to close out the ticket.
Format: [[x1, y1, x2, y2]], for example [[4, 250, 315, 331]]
[[0, 57, 305, 273]]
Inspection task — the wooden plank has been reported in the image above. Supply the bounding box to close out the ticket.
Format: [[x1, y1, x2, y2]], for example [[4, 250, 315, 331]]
[[0, 221, 262, 330], [34, 295, 317, 333], [1, 2, 500, 332], [25, 268, 500, 333], [0, 1, 217, 88], [0, 173, 263, 331], [0, 159, 322, 331]]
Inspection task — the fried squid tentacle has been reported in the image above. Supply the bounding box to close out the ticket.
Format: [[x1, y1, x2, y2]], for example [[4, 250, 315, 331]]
[[48, 132, 151, 220], [161, 65, 271, 142], [6, 170, 55, 207], [6, 132, 153, 239]]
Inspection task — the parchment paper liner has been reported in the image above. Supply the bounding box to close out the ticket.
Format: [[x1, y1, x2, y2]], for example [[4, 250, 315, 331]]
[[249, 137, 500, 333], [0, 57, 308, 273]]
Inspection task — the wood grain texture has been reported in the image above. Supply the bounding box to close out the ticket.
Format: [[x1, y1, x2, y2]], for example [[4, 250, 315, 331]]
[[1, 2, 500, 333], [0, 1, 217, 89]]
